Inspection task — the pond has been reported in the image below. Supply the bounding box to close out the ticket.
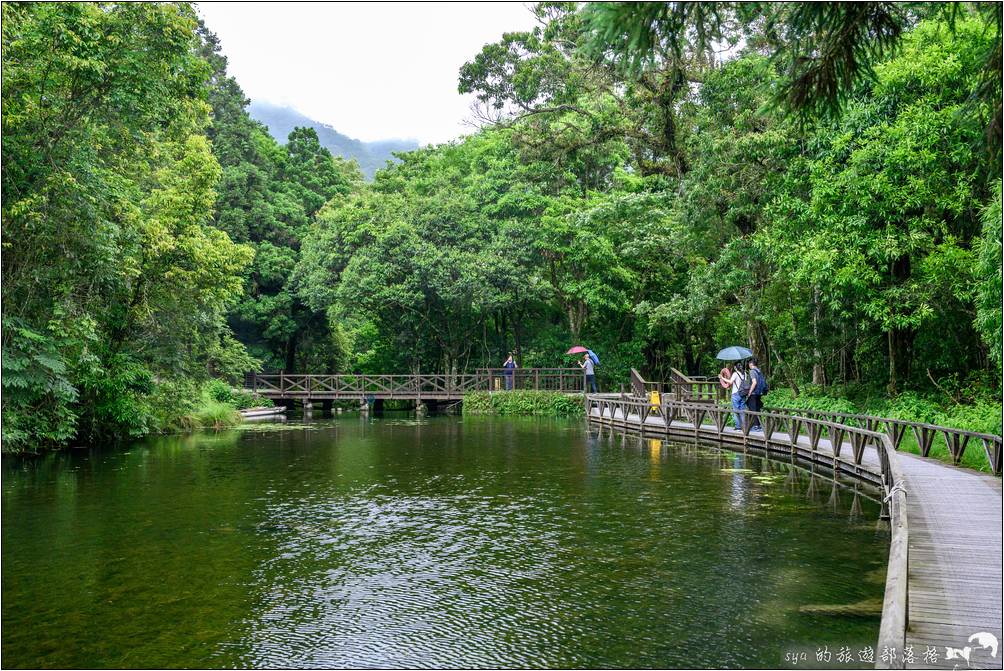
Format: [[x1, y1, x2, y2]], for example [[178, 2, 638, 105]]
[[2, 415, 889, 668]]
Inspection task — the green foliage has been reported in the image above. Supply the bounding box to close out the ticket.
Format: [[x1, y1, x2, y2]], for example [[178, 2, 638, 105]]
[[1, 320, 79, 451], [761, 387, 860, 416], [463, 391, 585, 417], [3, 3, 1000, 458], [974, 180, 1003, 369], [203, 378, 272, 410], [146, 380, 201, 433], [192, 400, 242, 430], [1, 4, 252, 452]]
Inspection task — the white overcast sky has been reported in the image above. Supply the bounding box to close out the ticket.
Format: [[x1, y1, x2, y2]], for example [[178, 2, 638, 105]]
[[196, 2, 539, 145]]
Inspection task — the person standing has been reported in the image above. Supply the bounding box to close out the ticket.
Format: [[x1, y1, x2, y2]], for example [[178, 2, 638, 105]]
[[503, 352, 517, 390], [746, 358, 766, 431], [729, 363, 748, 430], [580, 353, 598, 393]]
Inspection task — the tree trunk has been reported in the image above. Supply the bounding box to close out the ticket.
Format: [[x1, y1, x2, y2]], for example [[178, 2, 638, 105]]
[[567, 302, 586, 342], [812, 286, 826, 386], [284, 337, 296, 373], [887, 326, 915, 395], [887, 254, 915, 393]]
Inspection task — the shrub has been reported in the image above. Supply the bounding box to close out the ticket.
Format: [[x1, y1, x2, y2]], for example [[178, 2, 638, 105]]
[[192, 400, 241, 429], [147, 380, 201, 433], [202, 378, 271, 410], [463, 391, 584, 417], [762, 387, 858, 415]]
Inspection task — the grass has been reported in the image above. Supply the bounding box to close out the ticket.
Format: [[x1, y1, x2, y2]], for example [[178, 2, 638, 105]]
[[191, 399, 242, 430]]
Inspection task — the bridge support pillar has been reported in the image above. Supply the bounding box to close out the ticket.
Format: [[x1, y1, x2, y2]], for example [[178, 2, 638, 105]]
[[302, 400, 314, 419], [416, 401, 428, 416]]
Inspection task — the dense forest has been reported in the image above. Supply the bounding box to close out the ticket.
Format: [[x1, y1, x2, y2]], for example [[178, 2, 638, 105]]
[[2, 2, 1001, 452]]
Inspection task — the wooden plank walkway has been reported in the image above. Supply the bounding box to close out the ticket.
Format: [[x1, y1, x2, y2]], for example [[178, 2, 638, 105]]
[[899, 454, 1003, 670], [588, 403, 1003, 670]]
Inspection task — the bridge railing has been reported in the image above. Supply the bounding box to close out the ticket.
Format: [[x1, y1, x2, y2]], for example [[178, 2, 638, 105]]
[[479, 367, 585, 393], [248, 369, 586, 398], [758, 405, 1002, 475], [586, 392, 910, 666], [668, 367, 725, 403], [622, 370, 1002, 475]]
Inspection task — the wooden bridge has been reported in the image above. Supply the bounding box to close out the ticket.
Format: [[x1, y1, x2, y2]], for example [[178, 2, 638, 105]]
[[246, 368, 587, 402], [588, 370, 1003, 670]]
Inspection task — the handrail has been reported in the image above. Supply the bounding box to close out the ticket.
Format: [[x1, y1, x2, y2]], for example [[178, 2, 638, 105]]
[[628, 371, 1002, 475], [248, 369, 586, 397], [630, 368, 657, 398], [586, 389, 910, 667], [669, 367, 725, 403], [759, 405, 1002, 475]]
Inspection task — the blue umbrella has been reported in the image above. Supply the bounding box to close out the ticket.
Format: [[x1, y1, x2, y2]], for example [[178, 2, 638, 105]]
[[715, 346, 753, 361]]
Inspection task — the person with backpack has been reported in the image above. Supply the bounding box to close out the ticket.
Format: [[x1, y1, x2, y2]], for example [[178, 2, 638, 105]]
[[746, 358, 768, 432], [728, 362, 749, 430]]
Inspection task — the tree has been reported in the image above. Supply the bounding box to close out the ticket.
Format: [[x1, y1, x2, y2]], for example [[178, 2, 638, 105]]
[[2, 3, 253, 447]]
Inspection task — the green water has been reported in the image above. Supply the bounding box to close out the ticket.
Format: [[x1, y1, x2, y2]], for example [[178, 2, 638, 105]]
[[2, 416, 889, 669]]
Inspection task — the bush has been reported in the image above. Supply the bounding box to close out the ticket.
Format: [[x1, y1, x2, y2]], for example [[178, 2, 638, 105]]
[[202, 378, 272, 410], [147, 379, 201, 433], [463, 391, 584, 417], [761, 387, 858, 415], [1, 320, 80, 452], [192, 400, 241, 429]]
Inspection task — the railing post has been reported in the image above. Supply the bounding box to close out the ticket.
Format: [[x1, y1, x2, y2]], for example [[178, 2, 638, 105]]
[[280, 371, 285, 395], [535, 369, 540, 391]]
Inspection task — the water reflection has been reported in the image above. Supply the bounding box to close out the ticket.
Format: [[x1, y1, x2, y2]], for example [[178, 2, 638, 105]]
[[3, 417, 888, 669]]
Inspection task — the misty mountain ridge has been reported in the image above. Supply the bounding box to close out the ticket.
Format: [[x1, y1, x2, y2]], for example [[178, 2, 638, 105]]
[[248, 101, 419, 180]]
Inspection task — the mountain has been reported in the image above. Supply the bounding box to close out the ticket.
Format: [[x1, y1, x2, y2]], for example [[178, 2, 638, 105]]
[[247, 101, 419, 180]]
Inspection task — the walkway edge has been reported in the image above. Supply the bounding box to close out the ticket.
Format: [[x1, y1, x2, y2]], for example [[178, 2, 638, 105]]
[[877, 435, 909, 669]]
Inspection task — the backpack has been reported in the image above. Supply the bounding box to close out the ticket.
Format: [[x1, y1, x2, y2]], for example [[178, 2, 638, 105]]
[[737, 372, 752, 397], [587, 349, 600, 366], [752, 368, 769, 396]]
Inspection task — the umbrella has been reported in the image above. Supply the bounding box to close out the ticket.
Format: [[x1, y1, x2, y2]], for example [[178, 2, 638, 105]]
[[715, 346, 753, 361], [566, 345, 589, 354]]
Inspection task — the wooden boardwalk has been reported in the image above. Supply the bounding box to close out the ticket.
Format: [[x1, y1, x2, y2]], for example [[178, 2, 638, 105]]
[[588, 398, 1003, 670], [900, 455, 1003, 670]]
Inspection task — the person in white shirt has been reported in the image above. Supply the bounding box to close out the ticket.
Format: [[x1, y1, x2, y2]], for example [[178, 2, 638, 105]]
[[580, 353, 598, 393], [729, 364, 747, 430]]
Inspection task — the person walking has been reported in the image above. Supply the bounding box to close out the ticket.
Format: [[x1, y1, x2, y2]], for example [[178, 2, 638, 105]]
[[729, 363, 748, 430], [746, 358, 766, 431], [503, 352, 517, 390], [580, 353, 598, 393]]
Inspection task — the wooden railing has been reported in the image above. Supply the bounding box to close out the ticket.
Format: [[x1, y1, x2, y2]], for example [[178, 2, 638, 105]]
[[758, 405, 1003, 475], [247, 368, 586, 399], [630, 367, 660, 398], [481, 368, 586, 393], [668, 367, 725, 403], [586, 391, 910, 667], [623, 370, 1002, 475]]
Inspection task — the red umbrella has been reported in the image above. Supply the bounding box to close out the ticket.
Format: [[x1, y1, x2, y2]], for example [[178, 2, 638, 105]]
[[566, 345, 589, 354]]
